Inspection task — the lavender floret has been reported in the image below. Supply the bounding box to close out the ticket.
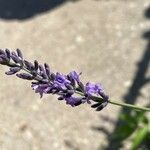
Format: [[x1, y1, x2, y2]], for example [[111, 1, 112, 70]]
[[34, 60, 39, 71], [16, 48, 23, 59], [44, 63, 51, 77], [16, 73, 34, 80], [24, 60, 34, 70], [5, 67, 21, 75], [0, 49, 109, 111], [69, 71, 81, 83], [5, 49, 11, 60]]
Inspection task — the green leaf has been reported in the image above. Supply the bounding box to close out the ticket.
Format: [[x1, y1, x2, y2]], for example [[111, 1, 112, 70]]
[[131, 126, 149, 150]]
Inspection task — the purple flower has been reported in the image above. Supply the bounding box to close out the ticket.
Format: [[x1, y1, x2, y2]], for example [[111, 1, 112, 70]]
[[85, 82, 109, 101], [32, 83, 48, 97], [85, 82, 109, 110], [69, 71, 81, 83], [0, 49, 109, 111], [64, 96, 84, 107], [54, 73, 70, 89], [85, 83, 103, 95]]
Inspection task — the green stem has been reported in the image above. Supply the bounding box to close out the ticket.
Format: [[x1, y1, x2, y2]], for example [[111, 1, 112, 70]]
[[75, 91, 150, 111], [109, 100, 150, 111]]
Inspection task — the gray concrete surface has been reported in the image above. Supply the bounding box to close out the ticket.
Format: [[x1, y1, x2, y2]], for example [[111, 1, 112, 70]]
[[0, 0, 150, 150]]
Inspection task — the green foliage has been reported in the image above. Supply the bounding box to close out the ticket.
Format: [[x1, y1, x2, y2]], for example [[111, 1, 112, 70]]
[[131, 126, 149, 150], [113, 110, 150, 150]]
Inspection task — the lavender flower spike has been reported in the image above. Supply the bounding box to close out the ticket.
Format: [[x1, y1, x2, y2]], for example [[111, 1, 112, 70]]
[[0, 49, 109, 111]]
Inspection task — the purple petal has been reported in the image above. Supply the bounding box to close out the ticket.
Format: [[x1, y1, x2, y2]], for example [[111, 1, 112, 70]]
[[65, 96, 83, 107], [69, 71, 81, 83]]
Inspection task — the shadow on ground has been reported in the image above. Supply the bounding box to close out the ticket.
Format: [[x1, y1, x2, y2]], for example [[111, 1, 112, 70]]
[[93, 6, 150, 150], [0, 0, 77, 20]]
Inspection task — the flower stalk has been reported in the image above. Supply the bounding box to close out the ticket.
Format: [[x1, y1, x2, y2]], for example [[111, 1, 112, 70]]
[[109, 100, 150, 111], [0, 49, 150, 112], [76, 91, 150, 111]]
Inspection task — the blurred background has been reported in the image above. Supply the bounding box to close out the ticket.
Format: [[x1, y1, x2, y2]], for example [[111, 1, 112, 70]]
[[0, 0, 150, 150]]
